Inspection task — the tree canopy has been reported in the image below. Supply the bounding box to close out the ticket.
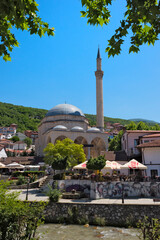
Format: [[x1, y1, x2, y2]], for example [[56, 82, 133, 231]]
[[81, 0, 160, 56], [0, 0, 54, 61], [1, 0, 160, 61], [87, 155, 106, 171], [44, 138, 86, 167]]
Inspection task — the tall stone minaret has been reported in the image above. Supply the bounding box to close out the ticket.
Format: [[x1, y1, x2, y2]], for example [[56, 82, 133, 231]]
[[95, 48, 104, 131]]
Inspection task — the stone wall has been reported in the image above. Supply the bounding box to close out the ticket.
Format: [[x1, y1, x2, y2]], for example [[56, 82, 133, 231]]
[[44, 202, 160, 227]]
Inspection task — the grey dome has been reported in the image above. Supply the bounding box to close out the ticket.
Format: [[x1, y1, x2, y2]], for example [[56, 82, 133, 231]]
[[71, 126, 84, 132], [46, 104, 85, 117], [53, 125, 67, 131], [87, 127, 101, 133]]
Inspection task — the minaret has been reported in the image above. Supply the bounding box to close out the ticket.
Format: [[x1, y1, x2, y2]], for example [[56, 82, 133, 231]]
[[95, 48, 104, 131]]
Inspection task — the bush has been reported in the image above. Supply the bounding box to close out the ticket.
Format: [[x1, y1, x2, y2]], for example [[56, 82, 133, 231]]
[[46, 184, 61, 203], [12, 171, 45, 177], [16, 175, 27, 185]]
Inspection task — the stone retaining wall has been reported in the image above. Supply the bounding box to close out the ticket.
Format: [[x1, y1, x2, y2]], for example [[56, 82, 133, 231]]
[[44, 202, 160, 227]]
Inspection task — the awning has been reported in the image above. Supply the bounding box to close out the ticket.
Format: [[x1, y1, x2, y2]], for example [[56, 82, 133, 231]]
[[6, 162, 25, 169], [73, 161, 87, 169]]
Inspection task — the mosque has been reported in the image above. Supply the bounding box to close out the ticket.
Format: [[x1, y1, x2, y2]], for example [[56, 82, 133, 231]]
[[35, 49, 108, 159]]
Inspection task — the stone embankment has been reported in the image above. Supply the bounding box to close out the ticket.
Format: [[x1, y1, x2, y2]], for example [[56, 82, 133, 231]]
[[44, 202, 160, 227]]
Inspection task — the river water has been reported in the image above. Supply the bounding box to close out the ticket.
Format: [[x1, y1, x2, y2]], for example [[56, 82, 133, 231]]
[[37, 224, 140, 240]]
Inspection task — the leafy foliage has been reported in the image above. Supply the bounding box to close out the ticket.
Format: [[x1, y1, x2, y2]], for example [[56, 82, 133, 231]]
[[87, 155, 106, 171], [137, 216, 160, 240], [0, 180, 46, 240], [51, 156, 68, 170], [0, 102, 47, 132], [24, 137, 32, 148], [108, 130, 124, 151], [81, 0, 160, 56], [0, 0, 54, 61], [44, 138, 86, 167], [10, 135, 20, 142], [46, 183, 61, 203]]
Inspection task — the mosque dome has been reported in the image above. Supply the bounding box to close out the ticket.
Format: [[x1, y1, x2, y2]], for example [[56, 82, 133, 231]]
[[87, 127, 101, 133], [46, 104, 85, 117], [53, 125, 67, 131], [71, 126, 84, 132]]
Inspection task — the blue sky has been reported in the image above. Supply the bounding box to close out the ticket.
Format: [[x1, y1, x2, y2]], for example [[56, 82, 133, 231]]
[[0, 0, 160, 122]]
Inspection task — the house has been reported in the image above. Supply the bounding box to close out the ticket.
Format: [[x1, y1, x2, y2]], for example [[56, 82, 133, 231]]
[[137, 140, 160, 178], [0, 123, 17, 136], [24, 130, 38, 144], [121, 130, 160, 159], [13, 141, 27, 150], [16, 132, 27, 141]]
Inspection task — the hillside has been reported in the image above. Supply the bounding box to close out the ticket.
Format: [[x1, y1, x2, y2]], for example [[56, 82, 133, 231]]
[[0, 102, 158, 132]]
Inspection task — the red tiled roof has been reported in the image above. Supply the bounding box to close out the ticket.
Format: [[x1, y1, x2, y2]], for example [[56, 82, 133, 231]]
[[137, 140, 160, 148], [126, 130, 160, 133], [141, 134, 160, 138]]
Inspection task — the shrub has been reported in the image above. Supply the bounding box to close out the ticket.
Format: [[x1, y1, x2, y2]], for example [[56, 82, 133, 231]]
[[16, 175, 27, 185], [46, 184, 61, 203], [12, 171, 45, 177]]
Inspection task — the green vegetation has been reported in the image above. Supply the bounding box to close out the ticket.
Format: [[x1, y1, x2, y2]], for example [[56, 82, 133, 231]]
[[46, 184, 61, 203], [44, 138, 86, 167], [10, 136, 20, 142], [0, 181, 45, 240], [0, 102, 159, 133], [108, 130, 124, 151], [12, 171, 45, 177], [0, 102, 47, 132], [87, 155, 106, 171], [137, 216, 160, 240], [0, 0, 54, 61], [81, 0, 160, 57], [24, 137, 32, 148]]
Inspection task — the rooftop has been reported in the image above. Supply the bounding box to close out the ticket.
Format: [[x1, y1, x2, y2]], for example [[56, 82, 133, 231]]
[[137, 140, 160, 148]]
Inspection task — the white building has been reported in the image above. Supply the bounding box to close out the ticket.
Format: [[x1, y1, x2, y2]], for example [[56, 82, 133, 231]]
[[138, 140, 160, 178]]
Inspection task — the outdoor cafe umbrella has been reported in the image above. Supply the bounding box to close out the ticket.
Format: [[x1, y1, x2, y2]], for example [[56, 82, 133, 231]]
[[109, 161, 122, 170], [73, 161, 87, 169], [121, 159, 147, 170], [103, 160, 112, 169], [0, 162, 6, 168], [6, 162, 25, 169]]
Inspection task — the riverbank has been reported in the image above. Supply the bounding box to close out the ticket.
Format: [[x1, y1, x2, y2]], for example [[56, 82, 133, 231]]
[[10, 189, 160, 227]]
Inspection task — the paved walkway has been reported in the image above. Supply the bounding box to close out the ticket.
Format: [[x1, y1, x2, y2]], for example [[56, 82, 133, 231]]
[[9, 189, 160, 205]]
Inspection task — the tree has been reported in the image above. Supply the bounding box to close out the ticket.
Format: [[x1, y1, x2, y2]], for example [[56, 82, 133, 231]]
[[51, 155, 68, 170], [10, 135, 20, 142], [44, 138, 86, 167], [81, 0, 160, 57], [126, 121, 137, 130], [0, 180, 45, 240], [24, 137, 32, 148], [108, 130, 123, 151], [0, 0, 54, 61], [87, 155, 106, 171], [137, 121, 149, 130]]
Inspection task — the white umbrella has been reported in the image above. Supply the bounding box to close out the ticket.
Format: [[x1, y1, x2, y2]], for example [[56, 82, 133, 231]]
[[103, 160, 112, 169], [6, 162, 25, 169], [73, 161, 87, 169], [121, 159, 147, 170], [109, 161, 122, 170], [0, 162, 6, 168]]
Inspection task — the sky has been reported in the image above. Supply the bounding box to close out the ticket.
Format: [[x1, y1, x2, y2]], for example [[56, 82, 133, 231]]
[[0, 0, 160, 122]]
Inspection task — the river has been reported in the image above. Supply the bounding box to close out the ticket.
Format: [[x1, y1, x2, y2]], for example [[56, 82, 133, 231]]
[[37, 224, 140, 240]]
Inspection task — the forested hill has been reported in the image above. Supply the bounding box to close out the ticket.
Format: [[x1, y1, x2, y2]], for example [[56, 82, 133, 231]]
[[0, 102, 158, 132]]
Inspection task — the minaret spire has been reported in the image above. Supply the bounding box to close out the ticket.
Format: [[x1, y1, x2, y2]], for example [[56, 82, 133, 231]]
[[95, 48, 104, 131]]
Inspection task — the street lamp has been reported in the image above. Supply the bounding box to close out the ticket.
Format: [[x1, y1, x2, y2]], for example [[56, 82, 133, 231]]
[[26, 177, 30, 201]]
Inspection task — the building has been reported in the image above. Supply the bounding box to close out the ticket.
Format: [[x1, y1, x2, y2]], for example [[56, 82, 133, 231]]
[[16, 132, 27, 141], [25, 130, 38, 144], [121, 130, 160, 159], [0, 123, 17, 137], [35, 49, 108, 158], [137, 140, 160, 178]]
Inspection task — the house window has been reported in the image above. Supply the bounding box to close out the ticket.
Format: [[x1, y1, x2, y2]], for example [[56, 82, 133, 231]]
[[134, 139, 139, 147], [144, 140, 149, 143], [151, 170, 158, 179]]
